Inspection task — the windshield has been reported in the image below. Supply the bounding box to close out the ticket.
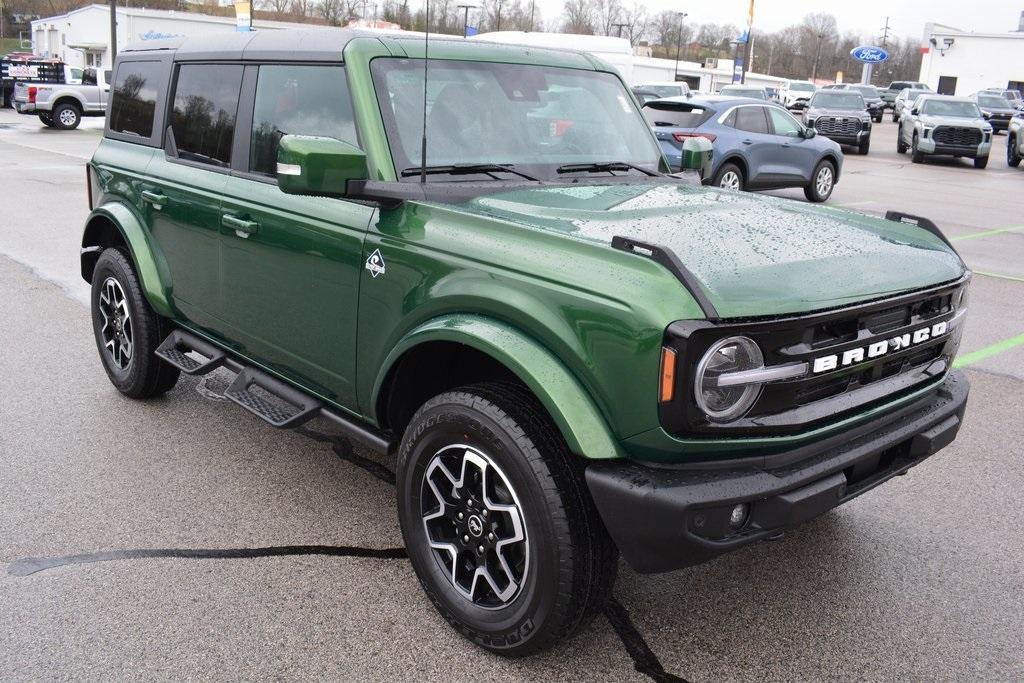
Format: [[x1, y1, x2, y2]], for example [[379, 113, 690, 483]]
[[371, 58, 663, 181], [852, 85, 879, 98], [920, 100, 981, 117], [720, 87, 765, 99], [790, 82, 815, 92], [900, 88, 928, 99], [810, 92, 865, 109], [639, 84, 688, 98], [977, 95, 1011, 108]]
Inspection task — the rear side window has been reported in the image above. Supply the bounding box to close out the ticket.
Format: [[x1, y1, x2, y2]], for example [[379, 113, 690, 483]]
[[170, 64, 243, 167], [109, 61, 162, 138], [732, 106, 769, 134], [641, 103, 714, 128], [249, 64, 357, 176]]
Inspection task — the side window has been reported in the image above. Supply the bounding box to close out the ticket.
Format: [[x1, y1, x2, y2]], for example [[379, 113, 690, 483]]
[[82, 68, 97, 86], [721, 109, 738, 128], [734, 106, 769, 134], [767, 107, 802, 137], [249, 64, 357, 176], [170, 64, 243, 167], [109, 61, 162, 138]]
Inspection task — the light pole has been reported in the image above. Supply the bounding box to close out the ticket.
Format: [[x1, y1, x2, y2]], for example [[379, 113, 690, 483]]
[[109, 0, 117, 63], [673, 11, 687, 81], [457, 4, 474, 37]]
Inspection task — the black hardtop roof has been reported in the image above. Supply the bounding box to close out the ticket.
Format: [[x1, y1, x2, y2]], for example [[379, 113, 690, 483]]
[[121, 27, 374, 62]]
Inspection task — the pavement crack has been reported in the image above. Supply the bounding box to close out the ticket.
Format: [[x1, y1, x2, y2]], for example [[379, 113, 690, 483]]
[[6, 544, 408, 577], [604, 596, 689, 683]]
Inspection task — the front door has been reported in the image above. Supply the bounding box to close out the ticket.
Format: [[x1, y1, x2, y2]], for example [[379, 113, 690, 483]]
[[766, 106, 817, 183], [217, 63, 373, 407], [143, 62, 243, 332]]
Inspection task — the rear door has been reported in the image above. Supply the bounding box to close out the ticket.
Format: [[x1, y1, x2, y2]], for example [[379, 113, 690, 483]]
[[728, 105, 776, 186], [142, 63, 242, 332], [216, 63, 374, 407]]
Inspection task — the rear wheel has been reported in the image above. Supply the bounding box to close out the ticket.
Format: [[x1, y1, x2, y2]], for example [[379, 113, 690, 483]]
[[712, 162, 744, 191], [52, 103, 81, 130], [974, 154, 989, 169], [90, 248, 180, 398], [1008, 135, 1022, 167], [397, 383, 618, 656], [803, 159, 836, 202], [892, 112, 900, 123]]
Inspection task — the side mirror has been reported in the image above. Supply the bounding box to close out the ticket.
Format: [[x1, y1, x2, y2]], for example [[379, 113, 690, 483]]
[[911, 108, 919, 115], [276, 135, 368, 198], [802, 127, 817, 139], [680, 136, 713, 178]]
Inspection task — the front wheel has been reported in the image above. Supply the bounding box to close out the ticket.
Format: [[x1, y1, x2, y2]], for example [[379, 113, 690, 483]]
[[397, 383, 618, 656], [896, 130, 908, 154], [974, 155, 989, 169], [858, 137, 871, 155], [90, 248, 180, 398], [911, 134, 924, 163], [804, 159, 836, 202], [1007, 135, 1021, 167]]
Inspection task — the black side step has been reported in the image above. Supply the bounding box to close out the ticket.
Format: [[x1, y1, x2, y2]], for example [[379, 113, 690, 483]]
[[224, 367, 323, 429], [156, 330, 227, 375]]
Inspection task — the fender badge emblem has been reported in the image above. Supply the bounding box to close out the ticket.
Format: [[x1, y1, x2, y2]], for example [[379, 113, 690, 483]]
[[365, 249, 386, 278]]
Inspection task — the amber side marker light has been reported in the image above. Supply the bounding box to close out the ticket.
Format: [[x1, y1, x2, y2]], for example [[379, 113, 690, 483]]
[[659, 347, 677, 402]]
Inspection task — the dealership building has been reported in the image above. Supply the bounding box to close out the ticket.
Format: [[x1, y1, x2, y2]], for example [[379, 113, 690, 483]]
[[918, 18, 1024, 95], [29, 4, 310, 71]]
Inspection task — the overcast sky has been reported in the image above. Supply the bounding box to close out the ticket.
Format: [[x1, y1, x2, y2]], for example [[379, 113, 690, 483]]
[[518, 0, 1023, 40]]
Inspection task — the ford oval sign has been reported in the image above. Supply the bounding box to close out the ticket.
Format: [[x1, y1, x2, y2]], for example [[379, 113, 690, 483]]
[[851, 45, 889, 63]]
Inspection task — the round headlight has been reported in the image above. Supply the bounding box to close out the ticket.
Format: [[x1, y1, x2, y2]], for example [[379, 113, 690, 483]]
[[694, 336, 764, 422]]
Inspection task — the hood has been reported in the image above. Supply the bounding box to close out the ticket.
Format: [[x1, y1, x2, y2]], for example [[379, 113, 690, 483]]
[[807, 106, 870, 120], [446, 182, 965, 318], [920, 114, 989, 128]]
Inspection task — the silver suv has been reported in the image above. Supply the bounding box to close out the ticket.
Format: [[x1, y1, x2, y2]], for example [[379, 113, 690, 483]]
[[1008, 112, 1024, 168], [897, 94, 993, 168]]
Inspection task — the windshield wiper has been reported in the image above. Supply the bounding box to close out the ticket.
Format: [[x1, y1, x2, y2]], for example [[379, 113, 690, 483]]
[[399, 164, 539, 181], [556, 161, 661, 177]]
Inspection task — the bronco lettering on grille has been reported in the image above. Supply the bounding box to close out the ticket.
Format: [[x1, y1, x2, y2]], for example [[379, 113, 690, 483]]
[[811, 321, 949, 374]]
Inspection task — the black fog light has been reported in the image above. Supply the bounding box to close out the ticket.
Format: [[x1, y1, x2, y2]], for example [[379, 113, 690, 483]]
[[729, 503, 749, 530]]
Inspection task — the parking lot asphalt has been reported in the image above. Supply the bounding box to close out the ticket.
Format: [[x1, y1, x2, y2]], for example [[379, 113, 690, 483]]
[[1, 108, 1023, 680]]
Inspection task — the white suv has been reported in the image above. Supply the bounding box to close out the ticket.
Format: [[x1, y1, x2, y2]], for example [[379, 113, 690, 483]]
[[780, 80, 817, 109]]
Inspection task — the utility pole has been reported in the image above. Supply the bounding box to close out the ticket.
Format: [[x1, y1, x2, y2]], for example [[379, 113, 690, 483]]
[[109, 0, 117, 64], [880, 16, 890, 48], [529, 0, 534, 30], [740, 0, 754, 84], [673, 11, 687, 81], [612, 22, 628, 38], [457, 4, 474, 37]]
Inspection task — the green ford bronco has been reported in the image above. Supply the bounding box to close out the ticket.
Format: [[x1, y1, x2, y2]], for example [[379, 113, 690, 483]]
[[83, 29, 970, 655]]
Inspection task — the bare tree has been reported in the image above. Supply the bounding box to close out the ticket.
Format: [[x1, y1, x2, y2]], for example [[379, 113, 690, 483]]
[[562, 0, 594, 35], [800, 12, 838, 81]]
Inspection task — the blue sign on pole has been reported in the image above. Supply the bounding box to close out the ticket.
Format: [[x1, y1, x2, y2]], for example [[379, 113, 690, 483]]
[[850, 45, 889, 64]]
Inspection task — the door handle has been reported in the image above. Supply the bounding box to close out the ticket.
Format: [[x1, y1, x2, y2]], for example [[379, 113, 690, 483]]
[[140, 190, 167, 207], [222, 214, 259, 238], [741, 139, 754, 145]]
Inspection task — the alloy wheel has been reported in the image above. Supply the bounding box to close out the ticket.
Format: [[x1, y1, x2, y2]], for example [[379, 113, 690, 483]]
[[815, 166, 833, 196], [719, 171, 741, 190], [421, 444, 528, 609], [98, 276, 133, 370], [59, 108, 78, 127]]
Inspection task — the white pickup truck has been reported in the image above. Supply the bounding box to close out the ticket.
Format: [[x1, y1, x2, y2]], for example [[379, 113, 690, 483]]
[[13, 67, 111, 129]]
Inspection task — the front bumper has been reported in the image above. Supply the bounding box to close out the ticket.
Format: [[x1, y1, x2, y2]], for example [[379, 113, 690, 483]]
[[917, 137, 991, 157], [586, 371, 969, 574], [985, 118, 1010, 131], [818, 129, 870, 145]]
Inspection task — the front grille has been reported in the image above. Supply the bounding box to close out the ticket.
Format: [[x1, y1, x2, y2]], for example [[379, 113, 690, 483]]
[[815, 117, 861, 136], [933, 126, 982, 146], [660, 278, 968, 437]]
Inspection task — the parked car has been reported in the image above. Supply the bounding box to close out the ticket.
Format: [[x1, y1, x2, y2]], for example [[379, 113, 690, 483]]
[[892, 86, 932, 123], [822, 83, 886, 122], [897, 94, 993, 168], [12, 66, 111, 129], [969, 93, 1016, 132], [633, 80, 691, 98], [803, 90, 872, 154], [764, 85, 780, 102], [631, 87, 661, 105], [84, 29, 969, 657], [882, 80, 929, 108], [980, 88, 1024, 110], [642, 95, 842, 201], [1007, 112, 1024, 167], [780, 80, 817, 109], [717, 84, 768, 100]]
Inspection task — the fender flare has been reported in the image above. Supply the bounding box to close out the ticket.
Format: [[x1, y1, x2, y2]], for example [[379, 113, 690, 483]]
[[82, 203, 175, 318], [371, 314, 624, 460]]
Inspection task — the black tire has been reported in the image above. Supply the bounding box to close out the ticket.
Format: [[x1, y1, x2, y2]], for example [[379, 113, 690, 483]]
[[858, 137, 871, 155], [896, 130, 908, 154], [90, 248, 180, 398], [51, 102, 81, 130], [711, 162, 744, 191], [873, 114, 883, 123], [1008, 135, 1022, 167], [38, 112, 54, 128], [911, 134, 924, 163], [397, 382, 618, 657], [974, 155, 989, 169], [803, 159, 836, 203], [892, 112, 899, 123]]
